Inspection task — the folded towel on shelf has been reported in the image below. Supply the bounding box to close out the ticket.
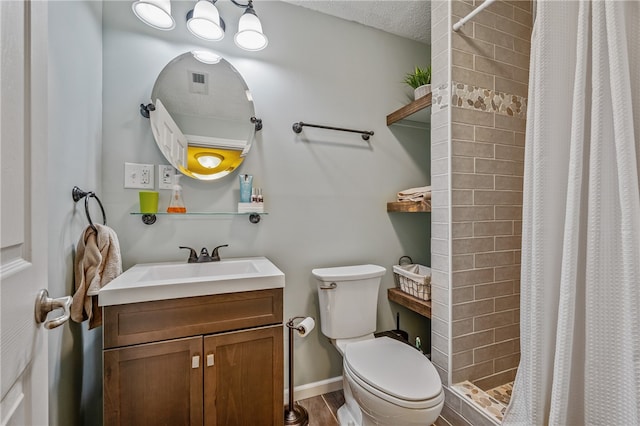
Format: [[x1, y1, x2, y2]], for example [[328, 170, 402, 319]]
[[71, 224, 122, 329], [397, 185, 432, 202]]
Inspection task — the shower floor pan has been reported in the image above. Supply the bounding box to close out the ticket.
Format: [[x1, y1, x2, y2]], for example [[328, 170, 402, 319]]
[[452, 381, 513, 424]]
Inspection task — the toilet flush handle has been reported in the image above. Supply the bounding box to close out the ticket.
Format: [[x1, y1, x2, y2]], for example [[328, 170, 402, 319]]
[[319, 282, 337, 290]]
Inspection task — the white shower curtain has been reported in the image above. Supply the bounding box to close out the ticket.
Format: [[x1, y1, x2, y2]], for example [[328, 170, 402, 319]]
[[503, 1, 640, 425]]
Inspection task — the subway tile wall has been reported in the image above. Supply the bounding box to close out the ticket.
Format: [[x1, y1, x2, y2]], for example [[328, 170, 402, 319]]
[[449, 0, 531, 389], [431, 1, 532, 424], [430, 0, 452, 388]]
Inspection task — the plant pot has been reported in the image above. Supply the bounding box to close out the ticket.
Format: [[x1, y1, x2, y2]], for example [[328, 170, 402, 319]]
[[414, 84, 431, 100]]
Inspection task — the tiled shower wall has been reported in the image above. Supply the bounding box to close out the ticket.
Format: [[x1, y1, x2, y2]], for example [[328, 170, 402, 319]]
[[449, 0, 531, 390], [431, 0, 533, 424], [429, 0, 453, 390]]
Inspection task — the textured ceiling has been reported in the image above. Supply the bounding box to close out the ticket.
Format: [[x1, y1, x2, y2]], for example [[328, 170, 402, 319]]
[[281, 1, 431, 44]]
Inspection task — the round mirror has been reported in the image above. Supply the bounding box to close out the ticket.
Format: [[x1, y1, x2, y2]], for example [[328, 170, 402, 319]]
[[148, 51, 259, 181]]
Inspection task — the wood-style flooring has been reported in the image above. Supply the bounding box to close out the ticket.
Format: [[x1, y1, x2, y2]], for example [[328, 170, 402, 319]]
[[296, 390, 345, 426], [295, 389, 437, 426]]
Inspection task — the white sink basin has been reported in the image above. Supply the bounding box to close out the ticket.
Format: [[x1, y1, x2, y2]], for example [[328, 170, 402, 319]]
[[137, 260, 259, 282], [99, 257, 284, 306]]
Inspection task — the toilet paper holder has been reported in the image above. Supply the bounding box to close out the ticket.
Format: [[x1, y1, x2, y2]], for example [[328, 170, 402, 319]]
[[285, 316, 315, 426]]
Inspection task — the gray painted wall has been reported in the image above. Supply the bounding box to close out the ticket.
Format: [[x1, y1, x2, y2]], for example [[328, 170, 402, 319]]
[[47, 2, 103, 425], [102, 0, 431, 390], [45, 1, 432, 423]]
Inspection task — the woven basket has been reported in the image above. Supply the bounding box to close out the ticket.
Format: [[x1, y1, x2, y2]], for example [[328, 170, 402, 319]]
[[393, 262, 431, 301]]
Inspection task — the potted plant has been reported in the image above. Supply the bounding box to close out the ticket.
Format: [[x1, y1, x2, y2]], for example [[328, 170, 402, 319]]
[[404, 65, 431, 100]]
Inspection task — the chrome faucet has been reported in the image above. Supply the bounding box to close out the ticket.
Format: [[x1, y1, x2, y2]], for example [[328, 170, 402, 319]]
[[179, 245, 228, 263]]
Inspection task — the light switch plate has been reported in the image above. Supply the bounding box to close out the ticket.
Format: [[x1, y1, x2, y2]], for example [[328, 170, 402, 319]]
[[124, 162, 154, 189], [158, 164, 176, 190]]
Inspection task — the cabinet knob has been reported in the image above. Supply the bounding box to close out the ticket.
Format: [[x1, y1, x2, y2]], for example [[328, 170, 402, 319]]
[[192, 355, 200, 369], [207, 353, 215, 367]]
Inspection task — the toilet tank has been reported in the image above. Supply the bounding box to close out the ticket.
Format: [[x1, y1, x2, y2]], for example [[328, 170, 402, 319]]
[[313, 264, 386, 339]]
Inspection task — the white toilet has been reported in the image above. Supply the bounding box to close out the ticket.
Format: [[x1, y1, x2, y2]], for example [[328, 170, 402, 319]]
[[313, 264, 444, 426]]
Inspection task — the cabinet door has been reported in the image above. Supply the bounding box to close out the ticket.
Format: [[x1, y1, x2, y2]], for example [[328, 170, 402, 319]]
[[204, 325, 283, 426], [104, 336, 204, 426]]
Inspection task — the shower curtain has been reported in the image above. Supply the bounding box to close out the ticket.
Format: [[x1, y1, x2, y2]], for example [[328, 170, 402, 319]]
[[503, 1, 640, 425]]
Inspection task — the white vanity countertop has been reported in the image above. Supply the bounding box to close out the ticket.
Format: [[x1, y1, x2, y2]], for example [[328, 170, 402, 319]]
[[98, 256, 285, 306]]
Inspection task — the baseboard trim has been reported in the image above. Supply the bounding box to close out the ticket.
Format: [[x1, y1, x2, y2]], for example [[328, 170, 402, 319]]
[[285, 376, 343, 402]]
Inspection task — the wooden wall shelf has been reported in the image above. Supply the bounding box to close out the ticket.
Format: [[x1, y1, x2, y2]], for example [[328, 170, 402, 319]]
[[387, 200, 431, 213], [388, 288, 432, 318], [386, 93, 432, 126]]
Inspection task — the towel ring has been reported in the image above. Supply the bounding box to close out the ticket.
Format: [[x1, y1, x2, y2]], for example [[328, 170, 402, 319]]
[[72, 186, 107, 233]]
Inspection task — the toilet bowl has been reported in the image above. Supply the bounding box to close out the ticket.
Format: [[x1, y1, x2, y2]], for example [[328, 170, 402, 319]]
[[341, 337, 444, 426], [313, 264, 444, 426]]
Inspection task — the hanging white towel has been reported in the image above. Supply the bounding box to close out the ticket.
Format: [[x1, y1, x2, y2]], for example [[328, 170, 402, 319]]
[[396, 185, 432, 202], [71, 224, 122, 329]]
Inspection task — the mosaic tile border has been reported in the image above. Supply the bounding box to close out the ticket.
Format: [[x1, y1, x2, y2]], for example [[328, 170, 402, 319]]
[[451, 81, 528, 118], [430, 81, 528, 119], [431, 82, 450, 110], [452, 381, 506, 424]]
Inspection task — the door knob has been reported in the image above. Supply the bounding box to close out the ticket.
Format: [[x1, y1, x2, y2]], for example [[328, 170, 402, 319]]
[[34, 289, 72, 330]]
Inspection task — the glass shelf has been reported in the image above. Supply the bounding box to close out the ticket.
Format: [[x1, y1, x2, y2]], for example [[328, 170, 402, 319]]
[[130, 211, 268, 225]]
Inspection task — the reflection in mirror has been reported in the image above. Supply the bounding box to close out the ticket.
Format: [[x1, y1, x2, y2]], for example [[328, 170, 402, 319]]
[[148, 51, 259, 180]]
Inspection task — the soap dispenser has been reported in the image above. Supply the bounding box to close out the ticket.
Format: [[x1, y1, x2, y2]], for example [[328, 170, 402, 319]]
[[167, 174, 186, 213]]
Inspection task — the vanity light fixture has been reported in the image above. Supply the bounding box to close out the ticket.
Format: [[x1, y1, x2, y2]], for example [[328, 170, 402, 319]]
[[132, 0, 268, 51], [132, 0, 175, 30]]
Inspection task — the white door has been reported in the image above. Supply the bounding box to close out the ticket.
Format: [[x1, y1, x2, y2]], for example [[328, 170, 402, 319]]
[[150, 98, 188, 170], [1, 1, 50, 425]]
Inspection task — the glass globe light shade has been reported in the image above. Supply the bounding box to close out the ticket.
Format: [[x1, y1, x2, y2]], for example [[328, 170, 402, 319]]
[[132, 0, 175, 30], [187, 0, 225, 41], [234, 9, 268, 51]]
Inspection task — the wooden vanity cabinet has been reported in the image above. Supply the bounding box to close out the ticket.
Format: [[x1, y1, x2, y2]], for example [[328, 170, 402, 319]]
[[104, 336, 204, 425], [204, 326, 283, 425], [103, 288, 284, 426]]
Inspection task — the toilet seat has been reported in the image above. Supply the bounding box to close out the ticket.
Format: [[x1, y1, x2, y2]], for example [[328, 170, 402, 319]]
[[344, 337, 443, 409], [344, 363, 444, 411]]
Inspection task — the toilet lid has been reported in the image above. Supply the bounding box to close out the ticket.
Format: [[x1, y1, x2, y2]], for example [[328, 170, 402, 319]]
[[345, 337, 442, 402], [311, 264, 386, 281]]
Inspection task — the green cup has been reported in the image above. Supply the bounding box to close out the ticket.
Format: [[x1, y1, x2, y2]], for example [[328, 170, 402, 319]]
[[139, 191, 159, 213]]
